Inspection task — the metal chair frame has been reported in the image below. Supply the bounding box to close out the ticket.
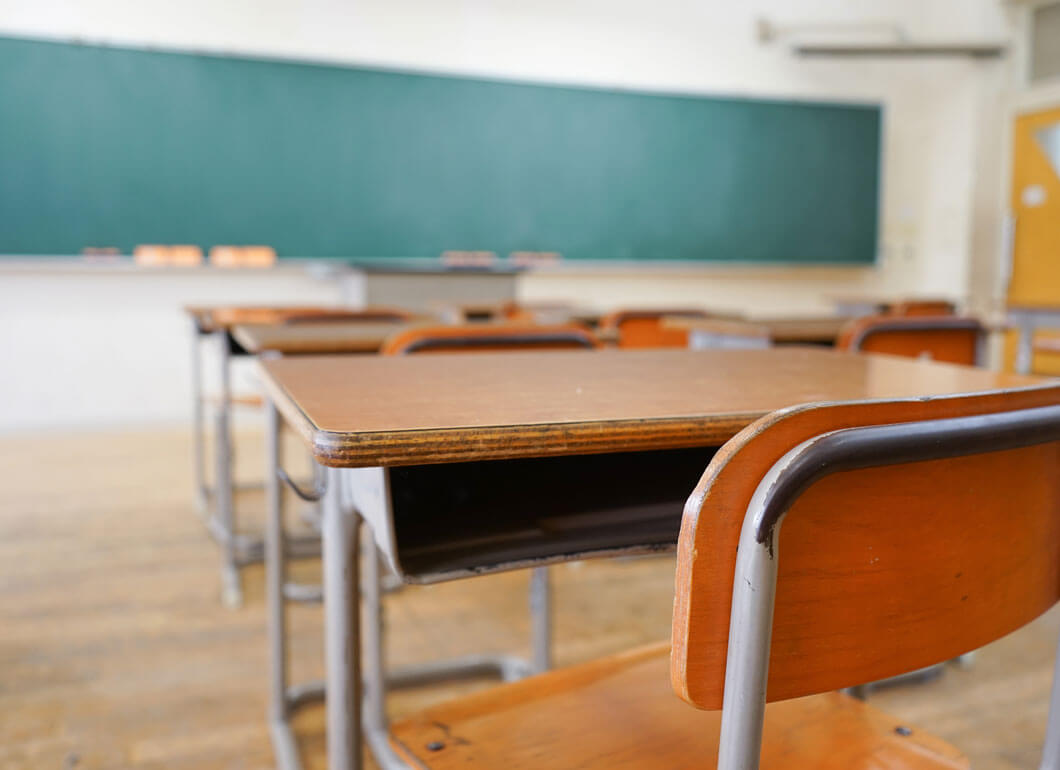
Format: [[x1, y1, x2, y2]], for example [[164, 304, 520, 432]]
[[718, 403, 1060, 769]]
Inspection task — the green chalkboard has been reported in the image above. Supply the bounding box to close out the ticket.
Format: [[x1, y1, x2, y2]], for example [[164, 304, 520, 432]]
[[0, 36, 881, 262]]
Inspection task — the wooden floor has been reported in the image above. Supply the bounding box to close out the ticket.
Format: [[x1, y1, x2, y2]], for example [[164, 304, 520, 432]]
[[1, 427, 1056, 769]]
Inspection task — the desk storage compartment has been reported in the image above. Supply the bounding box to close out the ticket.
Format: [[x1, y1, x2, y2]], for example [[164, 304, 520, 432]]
[[388, 446, 717, 581]]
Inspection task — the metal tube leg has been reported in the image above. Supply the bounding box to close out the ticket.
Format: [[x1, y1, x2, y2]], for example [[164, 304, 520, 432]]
[[191, 322, 208, 515], [717, 530, 778, 770], [323, 467, 362, 770], [1040, 626, 1060, 769], [266, 400, 303, 769], [266, 401, 288, 719], [362, 539, 387, 734], [214, 332, 241, 607], [530, 566, 552, 673], [1017, 321, 1034, 375]]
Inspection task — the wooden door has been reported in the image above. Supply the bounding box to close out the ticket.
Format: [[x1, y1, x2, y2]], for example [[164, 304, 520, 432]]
[[1005, 105, 1060, 372]]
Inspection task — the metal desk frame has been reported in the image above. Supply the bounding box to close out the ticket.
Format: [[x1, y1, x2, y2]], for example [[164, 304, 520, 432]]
[[264, 400, 553, 770], [190, 319, 319, 606]]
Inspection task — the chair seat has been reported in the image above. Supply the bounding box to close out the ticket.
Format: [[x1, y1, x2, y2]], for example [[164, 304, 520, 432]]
[[390, 643, 968, 770]]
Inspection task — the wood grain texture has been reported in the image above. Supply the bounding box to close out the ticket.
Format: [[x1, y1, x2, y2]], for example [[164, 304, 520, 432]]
[[231, 321, 414, 355], [258, 348, 1042, 467], [837, 315, 984, 365], [380, 323, 600, 355], [672, 385, 1060, 710], [390, 645, 967, 769]]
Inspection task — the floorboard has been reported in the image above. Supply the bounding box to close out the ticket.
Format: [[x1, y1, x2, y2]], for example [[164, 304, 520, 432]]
[[0, 427, 1054, 768]]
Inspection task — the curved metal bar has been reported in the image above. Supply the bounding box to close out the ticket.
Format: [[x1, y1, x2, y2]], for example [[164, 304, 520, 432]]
[[717, 402, 1060, 770], [278, 467, 327, 502], [752, 403, 1060, 547]]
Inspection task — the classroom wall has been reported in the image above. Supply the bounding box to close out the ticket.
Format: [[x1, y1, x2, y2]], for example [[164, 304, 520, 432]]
[[2, 0, 1015, 311], [0, 1, 1020, 429], [0, 263, 350, 432]]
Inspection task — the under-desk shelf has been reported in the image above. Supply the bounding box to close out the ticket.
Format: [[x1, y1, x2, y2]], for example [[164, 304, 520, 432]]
[[388, 446, 718, 581]]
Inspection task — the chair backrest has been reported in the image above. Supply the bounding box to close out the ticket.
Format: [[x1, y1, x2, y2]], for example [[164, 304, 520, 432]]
[[671, 384, 1060, 719], [600, 309, 713, 349], [381, 324, 599, 355], [889, 299, 956, 316], [837, 315, 985, 365]]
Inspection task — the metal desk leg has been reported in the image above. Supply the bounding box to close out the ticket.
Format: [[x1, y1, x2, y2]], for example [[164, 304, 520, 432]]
[[212, 331, 242, 607], [267, 401, 301, 768], [530, 566, 552, 673], [191, 321, 209, 516], [1041, 626, 1060, 770], [361, 538, 415, 770], [323, 467, 362, 770], [1017, 318, 1035, 375]]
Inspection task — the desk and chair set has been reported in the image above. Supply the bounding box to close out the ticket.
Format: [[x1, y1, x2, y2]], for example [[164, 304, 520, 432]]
[[183, 302, 1060, 769]]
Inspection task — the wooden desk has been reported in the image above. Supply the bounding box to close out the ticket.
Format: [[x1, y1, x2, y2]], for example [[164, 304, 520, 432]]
[[186, 304, 355, 335], [752, 315, 849, 345], [232, 320, 417, 356], [258, 347, 1039, 770]]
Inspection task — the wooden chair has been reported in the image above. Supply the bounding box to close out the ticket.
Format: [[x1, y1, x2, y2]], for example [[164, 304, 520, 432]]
[[838, 315, 986, 366], [600, 308, 714, 349], [381, 323, 600, 355], [389, 384, 1060, 769], [889, 299, 957, 316]]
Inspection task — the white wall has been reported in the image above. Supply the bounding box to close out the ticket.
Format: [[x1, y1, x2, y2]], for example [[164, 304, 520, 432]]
[[0, 263, 349, 432], [0, 0, 1022, 428]]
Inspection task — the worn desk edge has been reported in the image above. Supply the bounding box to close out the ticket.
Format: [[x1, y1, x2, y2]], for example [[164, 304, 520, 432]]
[[258, 365, 1058, 468]]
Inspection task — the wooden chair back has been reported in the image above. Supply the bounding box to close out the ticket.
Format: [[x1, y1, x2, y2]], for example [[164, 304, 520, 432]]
[[889, 299, 957, 316], [600, 309, 713, 349], [381, 324, 599, 355], [671, 384, 1060, 710], [837, 315, 985, 365]]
